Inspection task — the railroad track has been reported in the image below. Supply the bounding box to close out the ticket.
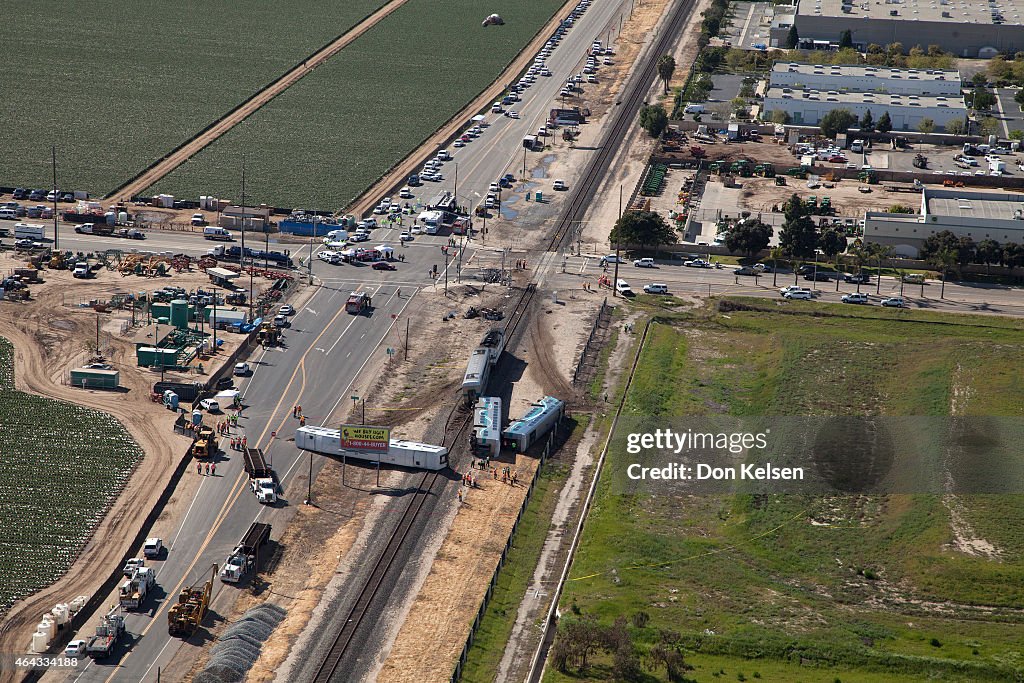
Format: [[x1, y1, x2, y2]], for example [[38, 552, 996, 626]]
[[311, 284, 536, 681], [545, 0, 698, 255]]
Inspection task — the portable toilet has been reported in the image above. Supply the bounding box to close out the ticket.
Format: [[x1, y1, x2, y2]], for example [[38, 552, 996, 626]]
[[192, 409, 203, 426], [535, 191, 543, 202], [164, 390, 179, 410]]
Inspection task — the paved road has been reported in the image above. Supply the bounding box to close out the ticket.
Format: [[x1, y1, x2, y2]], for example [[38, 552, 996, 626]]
[[59, 266, 421, 682], [552, 255, 1024, 315], [371, 0, 635, 220]]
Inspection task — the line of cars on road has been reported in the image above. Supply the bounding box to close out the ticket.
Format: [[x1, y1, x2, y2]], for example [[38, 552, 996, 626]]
[[780, 285, 906, 307]]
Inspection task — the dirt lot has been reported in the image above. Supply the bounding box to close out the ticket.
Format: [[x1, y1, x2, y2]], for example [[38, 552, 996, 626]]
[[0, 251, 284, 664], [734, 175, 923, 215]]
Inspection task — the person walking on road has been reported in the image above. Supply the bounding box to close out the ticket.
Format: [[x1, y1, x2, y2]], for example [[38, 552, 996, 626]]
[[197, 462, 202, 475], [211, 462, 216, 476]]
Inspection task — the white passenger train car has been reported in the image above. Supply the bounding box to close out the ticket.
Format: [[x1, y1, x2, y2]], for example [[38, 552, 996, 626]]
[[461, 347, 491, 402], [295, 426, 449, 470], [502, 396, 565, 453], [471, 396, 502, 459]]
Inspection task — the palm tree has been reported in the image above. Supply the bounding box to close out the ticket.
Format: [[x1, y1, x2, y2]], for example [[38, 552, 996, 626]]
[[769, 246, 784, 287], [932, 248, 957, 299], [849, 243, 869, 293], [873, 244, 894, 295]]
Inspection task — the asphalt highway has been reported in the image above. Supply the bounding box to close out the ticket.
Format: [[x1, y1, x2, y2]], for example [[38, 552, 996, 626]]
[[552, 255, 1024, 316]]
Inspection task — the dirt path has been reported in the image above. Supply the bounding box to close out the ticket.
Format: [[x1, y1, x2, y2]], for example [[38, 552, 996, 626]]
[[0, 284, 191, 666], [107, 0, 414, 203]]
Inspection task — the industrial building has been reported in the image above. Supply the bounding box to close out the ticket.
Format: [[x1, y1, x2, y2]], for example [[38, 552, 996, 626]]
[[864, 188, 1024, 257], [763, 63, 966, 131], [769, 63, 962, 95], [768, 0, 1024, 57]]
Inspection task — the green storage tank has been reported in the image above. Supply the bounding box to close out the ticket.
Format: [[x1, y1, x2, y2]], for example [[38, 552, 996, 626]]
[[169, 299, 189, 330], [70, 368, 120, 389]]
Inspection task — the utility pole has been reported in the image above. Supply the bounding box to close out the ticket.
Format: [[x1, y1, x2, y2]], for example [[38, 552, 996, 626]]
[[613, 185, 623, 297], [405, 318, 409, 361], [95, 314, 100, 355], [306, 451, 313, 505], [240, 157, 253, 318], [211, 287, 218, 351], [309, 213, 316, 285], [51, 147, 59, 250]]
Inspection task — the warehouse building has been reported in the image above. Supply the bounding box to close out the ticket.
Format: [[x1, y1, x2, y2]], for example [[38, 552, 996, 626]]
[[770, 0, 1024, 58], [769, 63, 962, 96], [864, 188, 1024, 257], [763, 63, 966, 131]]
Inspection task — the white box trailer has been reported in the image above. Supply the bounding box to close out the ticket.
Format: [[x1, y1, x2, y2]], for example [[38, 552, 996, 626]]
[[295, 426, 448, 470]]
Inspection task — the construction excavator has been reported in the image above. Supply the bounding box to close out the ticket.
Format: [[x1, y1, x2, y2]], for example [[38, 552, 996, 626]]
[[168, 564, 217, 637], [190, 424, 219, 459]]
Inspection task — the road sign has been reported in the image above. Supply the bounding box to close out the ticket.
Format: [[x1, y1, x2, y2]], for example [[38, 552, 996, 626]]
[[339, 424, 390, 453]]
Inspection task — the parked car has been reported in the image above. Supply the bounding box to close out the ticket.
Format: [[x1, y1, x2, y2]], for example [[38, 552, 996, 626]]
[[234, 362, 252, 376], [273, 314, 288, 327], [844, 272, 871, 284], [601, 254, 625, 264], [881, 297, 906, 307], [734, 266, 758, 276], [803, 271, 834, 281], [553, 179, 567, 190], [783, 289, 813, 300], [684, 259, 712, 268], [643, 283, 669, 294], [373, 261, 397, 271], [634, 258, 656, 268], [779, 286, 811, 296], [841, 293, 870, 304], [143, 537, 164, 558], [199, 398, 222, 412], [399, 231, 412, 241]]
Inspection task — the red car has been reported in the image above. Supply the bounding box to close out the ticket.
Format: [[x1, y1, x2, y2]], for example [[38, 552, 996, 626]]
[[372, 261, 397, 271], [828, 155, 847, 163]]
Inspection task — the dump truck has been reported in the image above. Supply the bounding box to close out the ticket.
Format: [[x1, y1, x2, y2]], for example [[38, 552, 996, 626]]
[[119, 566, 157, 610], [86, 607, 125, 659], [190, 424, 219, 459], [243, 448, 277, 504], [220, 522, 272, 583], [168, 564, 217, 637]]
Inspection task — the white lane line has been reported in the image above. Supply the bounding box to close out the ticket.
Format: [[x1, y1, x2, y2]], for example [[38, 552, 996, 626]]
[[167, 476, 208, 550]]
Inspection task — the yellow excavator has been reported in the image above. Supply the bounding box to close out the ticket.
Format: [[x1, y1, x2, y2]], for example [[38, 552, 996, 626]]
[[168, 564, 217, 637]]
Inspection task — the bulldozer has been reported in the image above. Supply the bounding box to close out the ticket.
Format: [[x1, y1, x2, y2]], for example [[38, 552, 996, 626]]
[[168, 564, 217, 637], [190, 425, 219, 459]]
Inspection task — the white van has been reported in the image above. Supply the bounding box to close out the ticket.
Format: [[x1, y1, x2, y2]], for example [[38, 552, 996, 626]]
[[0, 208, 17, 221], [14, 223, 45, 240], [203, 226, 233, 240], [615, 279, 634, 296], [324, 229, 349, 243], [683, 104, 705, 114]]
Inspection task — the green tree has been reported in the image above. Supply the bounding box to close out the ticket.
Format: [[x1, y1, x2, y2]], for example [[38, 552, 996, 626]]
[[885, 42, 904, 57], [909, 44, 924, 57], [859, 109, 874, 131], [839, 29, 853, 49], [971, 72, 988, 87], [917, 118, 935, 134], [609, 210, 677, 248], [1010, 130, 1024, 141], [779, 215, 818, 259], [976, 238, 1001, 273], [920, 230, 960, 260], [639, 104, 669, 138], [724, 219, 773, 257], [819, 228, 848, 260], [785, 24, 799, 49], [1015, 88, 1024, 108], [944, 118, 966, 135], [819, 108, 858, 138], [927, 44, 943, 57], [657, 54, 676, 95], [866, 43, 883, 54], [929, 249, 957, 298], [972, 87, 996, 110], [876, 111, 893, 133], [979, 116, 999, 137], [783, 193, 808, 222], [1003, 242, 1024, 267], [770, 109, 791, 124]]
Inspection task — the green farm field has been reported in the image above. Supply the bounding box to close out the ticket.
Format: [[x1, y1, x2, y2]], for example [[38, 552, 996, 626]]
[[0, 337, 142, 617], [150, 0, 565, 209], [549, 301, 1024, 682], [0, 0, 390, 195]]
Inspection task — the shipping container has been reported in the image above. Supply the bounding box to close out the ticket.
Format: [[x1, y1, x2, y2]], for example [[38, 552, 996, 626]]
[[70, 368, 120, 389]]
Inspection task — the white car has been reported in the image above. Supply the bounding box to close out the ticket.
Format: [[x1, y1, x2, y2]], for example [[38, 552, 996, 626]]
[[601, 254, 625, 264], [881, 297, 906, 307], [644, 283, 669, 294], [553, 179, 567, 191], [634, 258, 655, 268], [779, 286, 810, 295], [437, 149, 452, 161], [399, 187, 413, 198], [234, 362, 252, 376], [143, 537, 164, 558], [541, 68, 552, 77], [489, 182, 500, 193], [273, 314, 288, 328], [279, 304, 295, 315], [399, 231, 413, 241], [783, 289, 813, 300], [508, 110, 519, 119], [684, 259, 711, 268], [411, 225, 423, 235], [453, 140, 466, 147], [199, 398, 221, 412], [587, 75, 598, 83], [65, 640, 88, 659], [373, 204, 387, 214], [318, 250, 337, 262]]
